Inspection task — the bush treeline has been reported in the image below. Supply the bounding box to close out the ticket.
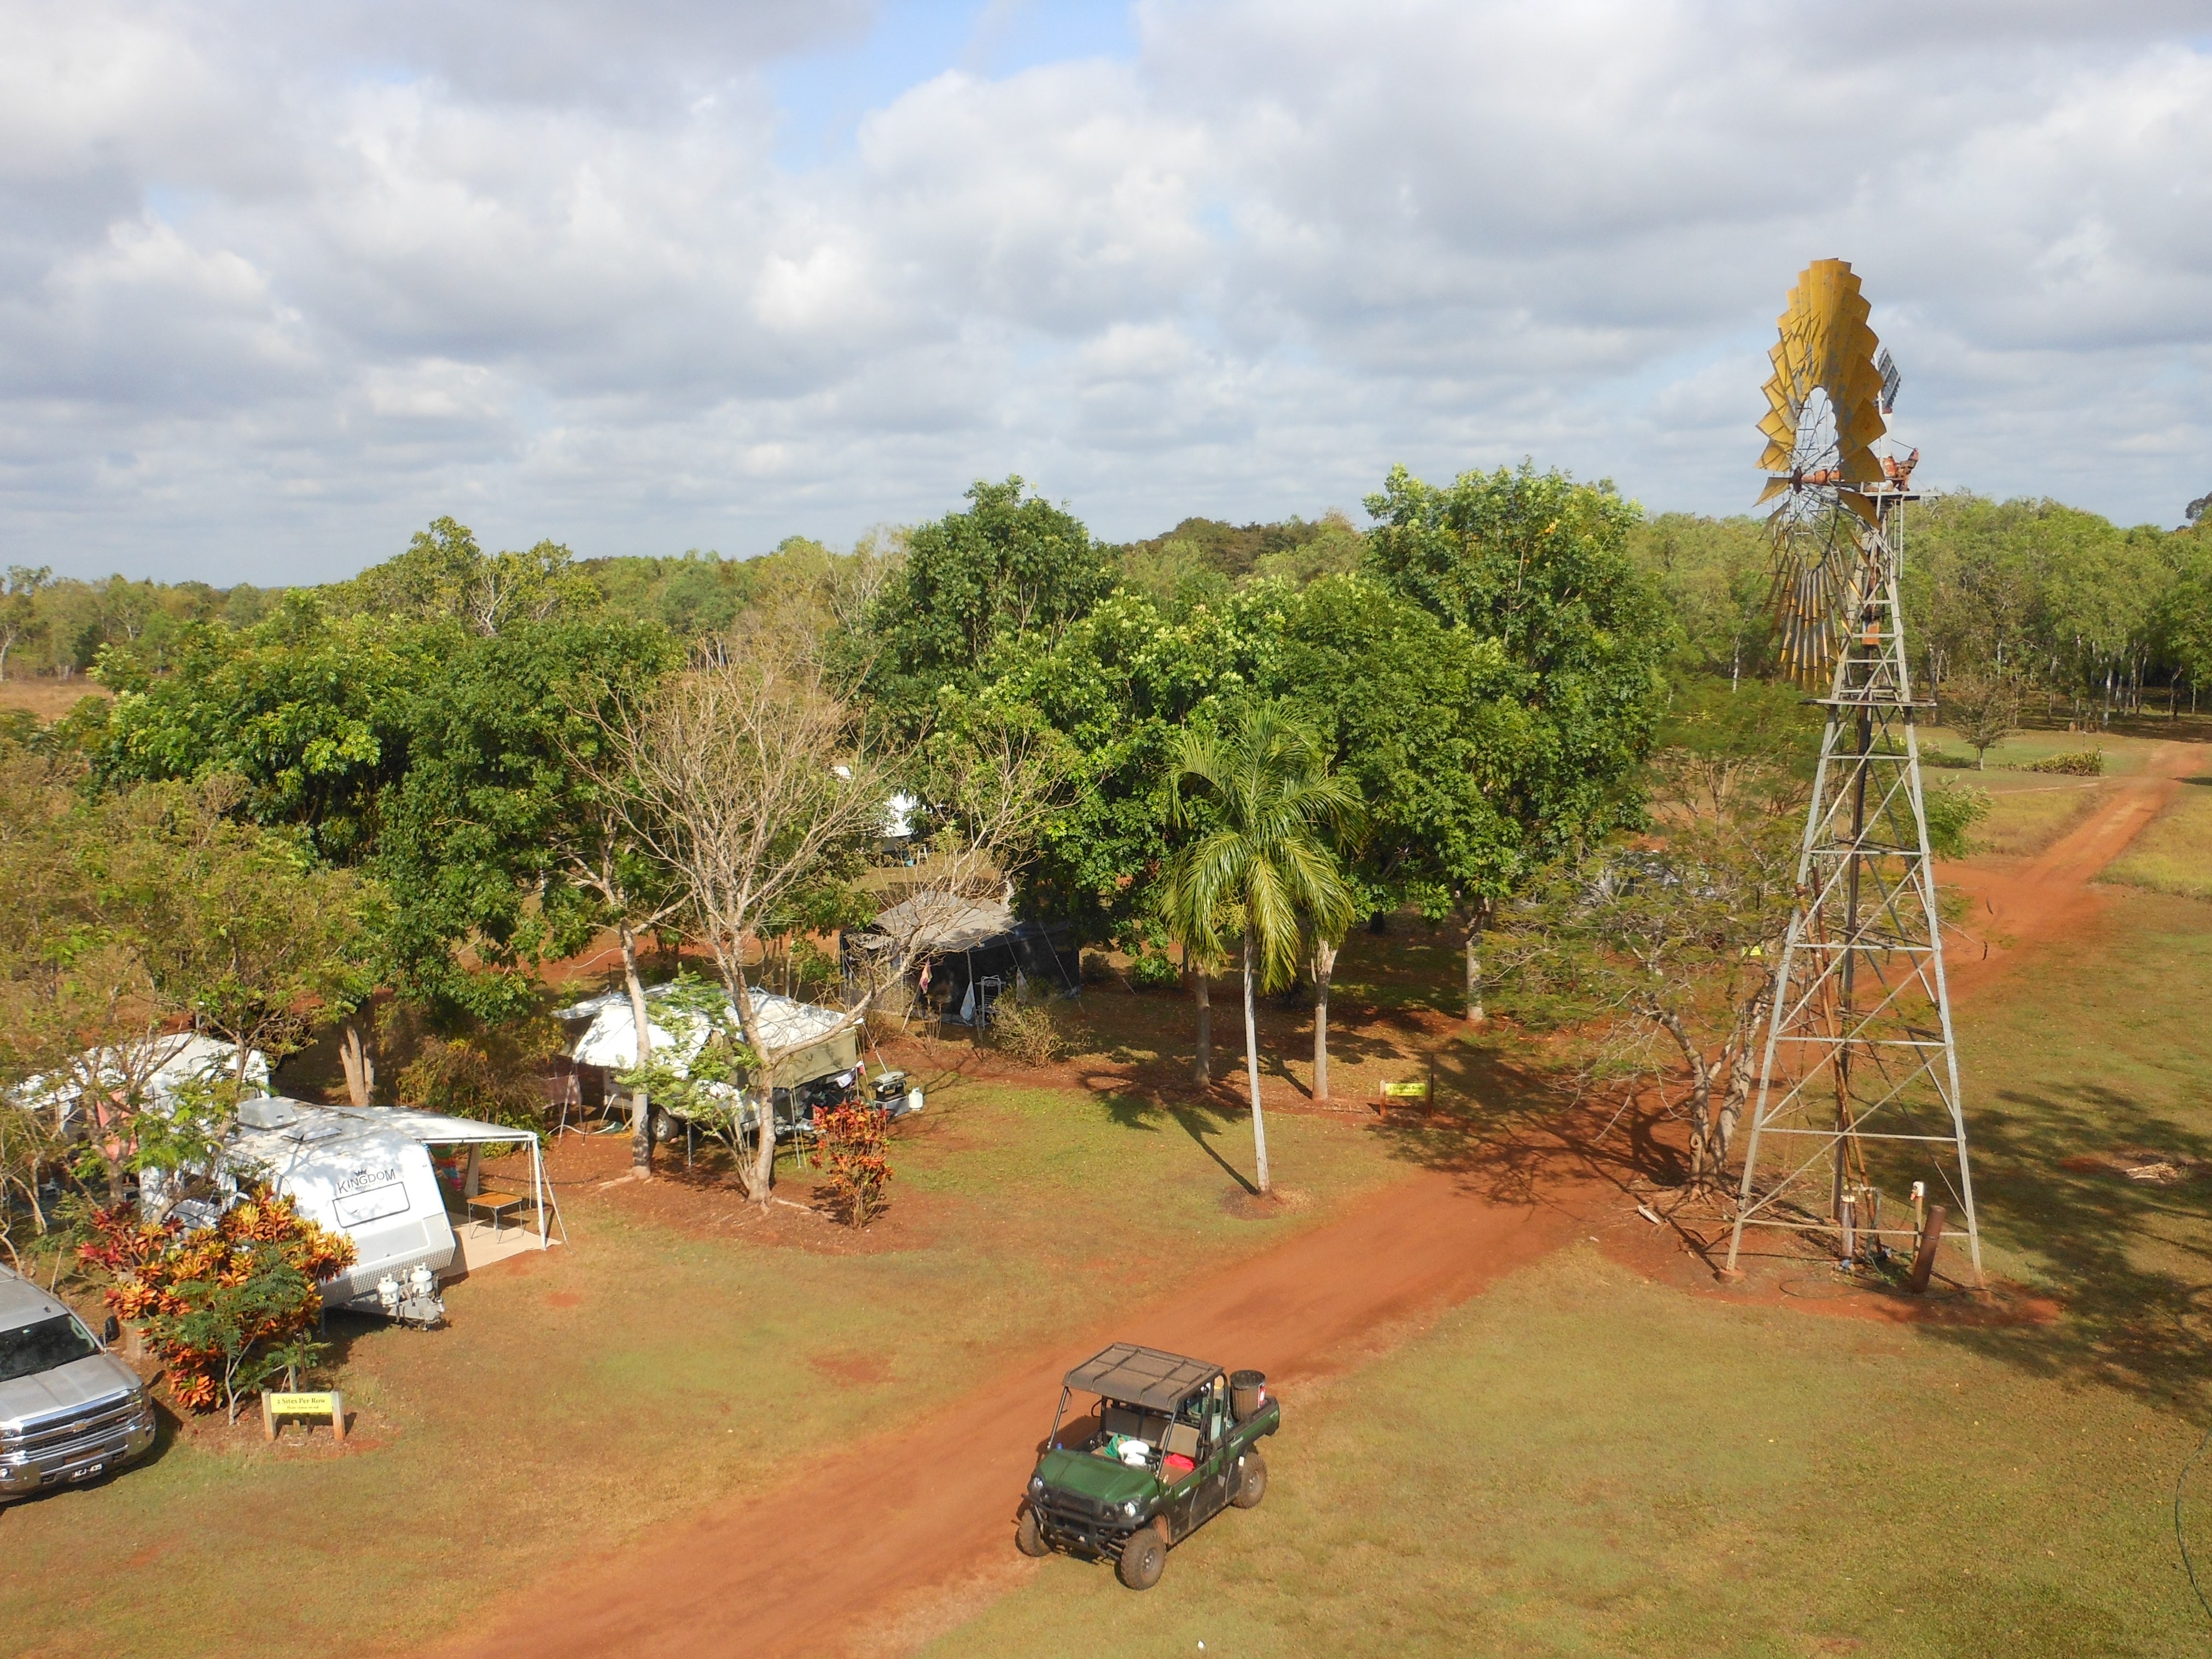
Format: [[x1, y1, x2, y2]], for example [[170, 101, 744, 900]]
[[1637, 493, 2212, 722]]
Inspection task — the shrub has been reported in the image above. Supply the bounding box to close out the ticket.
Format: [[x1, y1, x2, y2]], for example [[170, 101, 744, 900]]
[[1923, 781, 1992, 859], [991, 992, 1072, 1067], [1127, 950, 1181, 990], [817, 1103, 892, 1227], [79, 1190, 354, 1421], [2023, 748, 2105, 776], [396, 1035, 549, 1134]]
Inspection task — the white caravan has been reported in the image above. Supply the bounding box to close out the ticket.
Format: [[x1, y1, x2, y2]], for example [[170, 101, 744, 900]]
[[228, 1098, 456, 1323]]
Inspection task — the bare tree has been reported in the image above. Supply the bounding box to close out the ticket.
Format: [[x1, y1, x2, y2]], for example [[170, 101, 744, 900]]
[[1488, 751, 1802, 1194], [557, 790, 687, 1178], [606, 618, 1057, 1205]]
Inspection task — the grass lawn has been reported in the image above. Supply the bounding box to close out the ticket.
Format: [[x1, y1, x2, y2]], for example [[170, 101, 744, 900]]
[[13, 884, 2212, 1657], [1923, 724, 2155, 778], [1922, 726, 2172, 859], [2103, 778, 2212, 902], [0, 1082, 1416, 1659], [919, 886, 2212, 1657]]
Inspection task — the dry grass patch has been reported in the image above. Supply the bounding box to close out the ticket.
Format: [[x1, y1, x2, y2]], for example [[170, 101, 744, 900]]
[[2099, 777, 2212, 900], [0, 677, 109, 721]]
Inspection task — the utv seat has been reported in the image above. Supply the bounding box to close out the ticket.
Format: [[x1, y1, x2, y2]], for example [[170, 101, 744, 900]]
[[1101, 1404, 1171, 1447]]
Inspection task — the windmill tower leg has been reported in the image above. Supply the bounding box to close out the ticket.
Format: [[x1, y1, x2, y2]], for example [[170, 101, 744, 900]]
[[1726, 499, 1982, 1284]]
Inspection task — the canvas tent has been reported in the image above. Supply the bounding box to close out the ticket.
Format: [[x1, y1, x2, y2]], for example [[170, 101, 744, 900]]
[[846, 894, 1080, 1026], [556, 983, 860, 1092]]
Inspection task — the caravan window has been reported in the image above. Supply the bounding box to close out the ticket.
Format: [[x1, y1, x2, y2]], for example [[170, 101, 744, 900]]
[[0, 1313, 100, 1383]]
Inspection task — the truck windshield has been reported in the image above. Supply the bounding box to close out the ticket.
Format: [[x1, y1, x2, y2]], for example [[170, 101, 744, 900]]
[[0, 1313, 100, 1383]]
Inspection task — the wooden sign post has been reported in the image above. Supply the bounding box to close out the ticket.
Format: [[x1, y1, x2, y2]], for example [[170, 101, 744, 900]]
[[263, 1389, 347, 1443]]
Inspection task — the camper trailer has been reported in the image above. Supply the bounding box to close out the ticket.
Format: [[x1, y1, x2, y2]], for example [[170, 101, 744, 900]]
[[228, 1098, 456, 1324]]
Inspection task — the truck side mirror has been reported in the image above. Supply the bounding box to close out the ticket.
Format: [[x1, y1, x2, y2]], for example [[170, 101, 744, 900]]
[[102, 1315, 120, 1346]]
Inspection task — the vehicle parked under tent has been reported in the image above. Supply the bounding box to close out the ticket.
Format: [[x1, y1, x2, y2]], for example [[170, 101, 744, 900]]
[[554, 980, 919, 1148]]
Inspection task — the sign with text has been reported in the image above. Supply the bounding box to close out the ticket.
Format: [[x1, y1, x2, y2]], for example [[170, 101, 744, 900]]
[[262, 1389, 347, 1443]]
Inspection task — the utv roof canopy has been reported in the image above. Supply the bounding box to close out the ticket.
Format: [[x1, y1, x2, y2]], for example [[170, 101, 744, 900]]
[[1063, 1343, 1219, 1412]]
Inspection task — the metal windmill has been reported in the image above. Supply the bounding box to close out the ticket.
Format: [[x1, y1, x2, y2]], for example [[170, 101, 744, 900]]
[[1725, 259, 1982, 1286]]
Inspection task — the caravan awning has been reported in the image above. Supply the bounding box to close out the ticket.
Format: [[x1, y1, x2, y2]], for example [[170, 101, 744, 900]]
[[321, 1104, 542, 1145]]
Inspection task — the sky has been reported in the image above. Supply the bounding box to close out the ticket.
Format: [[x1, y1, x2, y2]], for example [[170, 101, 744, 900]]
[[4, 0, 2210, 585]]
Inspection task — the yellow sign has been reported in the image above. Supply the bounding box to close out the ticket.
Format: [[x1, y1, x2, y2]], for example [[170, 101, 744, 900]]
[[1381, 1080, 1430, 1101], [262, 1388, 347, 1443]]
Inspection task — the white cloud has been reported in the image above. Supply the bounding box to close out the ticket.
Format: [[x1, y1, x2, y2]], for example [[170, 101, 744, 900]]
[[0, 0, 2208, 581]]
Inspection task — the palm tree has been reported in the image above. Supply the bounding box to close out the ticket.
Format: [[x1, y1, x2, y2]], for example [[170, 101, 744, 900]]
[[1165, 703, 1361, 1195]]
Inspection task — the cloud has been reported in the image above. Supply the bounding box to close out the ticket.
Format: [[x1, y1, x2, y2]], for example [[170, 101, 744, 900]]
[[1, 0, 2208, 582]]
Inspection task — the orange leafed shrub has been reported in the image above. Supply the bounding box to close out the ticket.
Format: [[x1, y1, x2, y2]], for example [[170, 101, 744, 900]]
[[817, 1104, 892, 1229], [79, 1191, 356, 1413]]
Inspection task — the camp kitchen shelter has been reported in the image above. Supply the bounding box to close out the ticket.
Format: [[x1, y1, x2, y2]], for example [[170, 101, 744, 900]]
[[558, 983, 861, 1093], [847, 894, 1079, 1026]]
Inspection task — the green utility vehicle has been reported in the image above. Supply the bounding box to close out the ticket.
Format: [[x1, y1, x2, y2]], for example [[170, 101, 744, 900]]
[[1016, 1342, 1279, 1590]]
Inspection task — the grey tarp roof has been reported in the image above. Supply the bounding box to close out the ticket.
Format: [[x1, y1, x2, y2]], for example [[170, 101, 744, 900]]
[[861, 893, 1012, 956], [1063, 1343, 1219, 1411]]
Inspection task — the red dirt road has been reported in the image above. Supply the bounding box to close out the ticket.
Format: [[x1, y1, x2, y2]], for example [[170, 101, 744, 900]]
[[430, 1171, 1584, 1659], [1945, 739, 2198, 996]]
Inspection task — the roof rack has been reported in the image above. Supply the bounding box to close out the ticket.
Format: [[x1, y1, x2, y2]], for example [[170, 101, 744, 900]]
[[1063, 1343, 1219, 1412]]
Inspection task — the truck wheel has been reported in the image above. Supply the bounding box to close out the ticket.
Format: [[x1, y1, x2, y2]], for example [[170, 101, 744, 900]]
[[1015, 1505, 1051, 1558], [1231, 1451, 1268, 1509], [1116, 1527, 1166, 1590]]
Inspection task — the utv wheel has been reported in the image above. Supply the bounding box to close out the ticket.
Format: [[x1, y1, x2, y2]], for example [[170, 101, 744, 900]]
[[1231, 1451, 1268, 1509], [1116, 1526, 1166, 1590], [1015, 1505, 1051, 1558]]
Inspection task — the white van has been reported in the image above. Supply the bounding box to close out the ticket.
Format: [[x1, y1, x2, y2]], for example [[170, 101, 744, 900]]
[[228, 1098, 456, 1319]]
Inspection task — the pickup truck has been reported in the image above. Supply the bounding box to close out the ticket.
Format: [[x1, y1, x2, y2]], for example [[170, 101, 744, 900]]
[[0, 1265, 157, 1504]]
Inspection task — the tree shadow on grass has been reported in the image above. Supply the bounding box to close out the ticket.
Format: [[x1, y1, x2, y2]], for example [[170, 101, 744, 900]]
[[1096, 1092, 1259, 1195], [1365, 1035, 1687, 1215], [1909, 1079, 2212, 1404]]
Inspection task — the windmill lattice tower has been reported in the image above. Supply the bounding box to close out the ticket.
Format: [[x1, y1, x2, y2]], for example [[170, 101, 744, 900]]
[[1724, 260, 1982, 1285]]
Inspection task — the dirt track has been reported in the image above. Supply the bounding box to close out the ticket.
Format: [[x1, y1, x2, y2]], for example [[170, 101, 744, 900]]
[[431, 740, 2199, 1659], [1945, 738, 2196, 996], [429, 1172, 1584, 1659]]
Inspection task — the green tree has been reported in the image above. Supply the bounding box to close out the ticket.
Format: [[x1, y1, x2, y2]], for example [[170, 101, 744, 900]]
[[96, 603, 677, 1026], [1627, 514, 1771, 685], [341, 516, 599, 636], [0, 566, 53, 682], [82, 778, 377, 1081], [862, 478, 1113, 721], [1166, 704, 1361, 1194], [1363, 461, 1668, 1016], [1937, 674, 2023, 768]]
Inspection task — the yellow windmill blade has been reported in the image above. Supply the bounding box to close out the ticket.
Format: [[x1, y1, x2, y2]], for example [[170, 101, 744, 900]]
[[1756, 259, 1889, 687]]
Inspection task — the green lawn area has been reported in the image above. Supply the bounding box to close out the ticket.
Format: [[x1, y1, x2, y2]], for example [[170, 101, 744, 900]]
[[922, 887, 2212, 1657], [1922, 724, 2156, 778], [1920, 724, 2164, 859], [2104, 778, 2212, 901], [0, 1082, 1415, 1659]]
